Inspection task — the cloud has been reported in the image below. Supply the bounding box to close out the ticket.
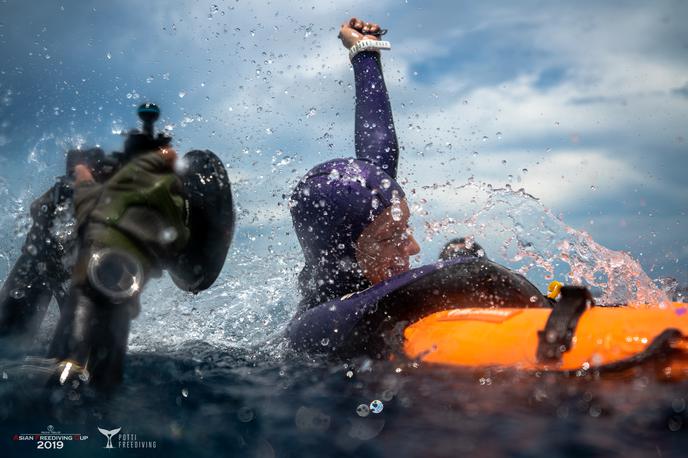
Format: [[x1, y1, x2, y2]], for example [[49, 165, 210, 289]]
[[673, 82, 688, 98]]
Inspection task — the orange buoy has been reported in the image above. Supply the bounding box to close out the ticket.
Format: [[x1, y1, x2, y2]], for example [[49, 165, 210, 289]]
[[404, 302, 688, 379]]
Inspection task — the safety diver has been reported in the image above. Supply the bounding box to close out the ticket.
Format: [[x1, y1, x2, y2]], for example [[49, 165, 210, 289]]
[[3, 103, 235, 387]]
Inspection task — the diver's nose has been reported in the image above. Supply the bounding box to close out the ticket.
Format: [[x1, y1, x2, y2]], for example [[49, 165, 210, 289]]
[[405, 234, 421, 256]]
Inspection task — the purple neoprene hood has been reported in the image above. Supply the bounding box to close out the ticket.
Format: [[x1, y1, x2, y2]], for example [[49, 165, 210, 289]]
[[290, 157, 404, 309]]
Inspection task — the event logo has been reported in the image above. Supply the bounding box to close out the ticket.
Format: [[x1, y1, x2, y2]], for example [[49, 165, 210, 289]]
[[12, 424, 89, 449], [98, 427, 121, 449], [97, 426, 157, 450]]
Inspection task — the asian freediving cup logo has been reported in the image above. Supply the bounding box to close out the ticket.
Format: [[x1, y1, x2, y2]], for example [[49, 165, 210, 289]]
[[98, 427, 121, 449]]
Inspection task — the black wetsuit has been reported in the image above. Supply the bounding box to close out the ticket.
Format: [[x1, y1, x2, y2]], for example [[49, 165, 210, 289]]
[[0, 178, 76, 347]]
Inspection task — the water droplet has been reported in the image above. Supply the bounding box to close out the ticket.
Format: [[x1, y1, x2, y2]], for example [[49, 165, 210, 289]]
[[356, 404, 370, 417], [10, 289, 25, 299], [346, 370, 354, 378], [589, 405, 602, 418], [306, 107, 317, 118], [178, 91, 186, 98], [390, 199, 403, 222], [208, 4, 220, 19], [237, 407, 254, 422], [530, 295, 538, 303], [106, 52, 111, 60], [159, 227, 178, 244], [26, 244, 37, 256], [327, 169, 340, 182], [391, 205, 403, 221], [370, 400, 384, 414], [380, 178, 391, 189], [501, 160, 507, 165], [668, 416, 683, 431], [320, 338, 330, 346], [522, 168, 528, 174], [482, 136, 488, 142], [496, 132, 502, 139], [590, 185, 596, 191], [181, 388, 188, 398]]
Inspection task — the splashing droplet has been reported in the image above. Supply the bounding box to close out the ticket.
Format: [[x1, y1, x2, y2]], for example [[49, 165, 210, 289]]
[[159, 227, 178, 244], [390, 190, 403, 221], [370, 400, 384, 414]]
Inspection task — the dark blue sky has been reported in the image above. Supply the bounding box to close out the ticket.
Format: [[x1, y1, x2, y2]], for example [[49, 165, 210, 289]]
[[0, 0, 686, 288]]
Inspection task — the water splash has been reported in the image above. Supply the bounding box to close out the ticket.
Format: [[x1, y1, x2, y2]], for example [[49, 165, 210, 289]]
[[128, 248, 301, 353], [422, 181, 668, 306]]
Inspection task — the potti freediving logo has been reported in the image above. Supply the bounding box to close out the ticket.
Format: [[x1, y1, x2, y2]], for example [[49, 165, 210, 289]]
[[97, 426, 157, 450], [98, 427, 121, 449]]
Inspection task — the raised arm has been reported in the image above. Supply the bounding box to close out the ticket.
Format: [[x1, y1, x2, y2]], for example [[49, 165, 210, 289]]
[[341, 18, 400, 178]]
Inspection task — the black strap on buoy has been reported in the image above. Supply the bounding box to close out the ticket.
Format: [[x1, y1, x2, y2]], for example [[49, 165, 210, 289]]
[[536, 286, 594, 363]]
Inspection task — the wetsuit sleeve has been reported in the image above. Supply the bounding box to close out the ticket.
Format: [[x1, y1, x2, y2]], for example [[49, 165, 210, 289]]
[[353, 51, 400, 178]]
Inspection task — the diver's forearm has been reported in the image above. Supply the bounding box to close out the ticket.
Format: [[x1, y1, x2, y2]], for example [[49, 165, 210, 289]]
[[353, 51, 399, 178]]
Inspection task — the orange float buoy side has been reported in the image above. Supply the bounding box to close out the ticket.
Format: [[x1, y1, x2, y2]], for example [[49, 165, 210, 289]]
[[404, 304, 688, 375]]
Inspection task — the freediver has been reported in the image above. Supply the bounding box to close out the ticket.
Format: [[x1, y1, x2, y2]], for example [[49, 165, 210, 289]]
[[290, 17, 421, 310], [287, 18, 549, 356], [2, 103, 234, 387], [0, 147, 115, 353]]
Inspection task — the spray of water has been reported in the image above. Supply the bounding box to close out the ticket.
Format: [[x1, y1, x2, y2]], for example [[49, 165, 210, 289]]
[[423, 180, 669, 306]]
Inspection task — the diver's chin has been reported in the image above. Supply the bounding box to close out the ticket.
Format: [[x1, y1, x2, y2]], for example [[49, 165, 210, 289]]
[[386, 263, 410, 279]]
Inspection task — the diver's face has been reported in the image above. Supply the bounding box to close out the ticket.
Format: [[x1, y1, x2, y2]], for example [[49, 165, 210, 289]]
[[355, 198, 421, 285]]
